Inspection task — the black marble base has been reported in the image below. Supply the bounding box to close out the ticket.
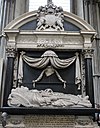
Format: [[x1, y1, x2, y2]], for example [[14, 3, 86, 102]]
[[0, 107, 99, 116]]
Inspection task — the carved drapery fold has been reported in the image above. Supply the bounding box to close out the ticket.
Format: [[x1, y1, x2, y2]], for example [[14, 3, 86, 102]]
[[18, 53, 23, 85], [32, 66, 66, 88], [75, 53, 81, 90], [18, 50, 81, 89], [22, 51, 76, 69]]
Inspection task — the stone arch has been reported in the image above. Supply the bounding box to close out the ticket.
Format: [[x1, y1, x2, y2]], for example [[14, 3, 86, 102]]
[[5, 10, 95, 31]]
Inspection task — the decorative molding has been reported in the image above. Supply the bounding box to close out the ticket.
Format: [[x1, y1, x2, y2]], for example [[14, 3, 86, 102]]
[[8, 119, 21, 125], [0, 115, 25, 128], [37, 43, 64, 48], [75, 116, 99, 127], [6, 116, 25, 128], [75, 116, 93, 127]]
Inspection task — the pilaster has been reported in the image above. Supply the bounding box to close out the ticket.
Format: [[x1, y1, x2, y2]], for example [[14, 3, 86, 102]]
[[3, 30, 18, 106], [83, 49, 94, 106], [3, 46, 16, 106]]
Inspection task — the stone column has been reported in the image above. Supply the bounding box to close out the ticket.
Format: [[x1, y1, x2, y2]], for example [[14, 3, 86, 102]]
[[70, 0, 84, 19], [0, 58, 3, 107], [3, 46, 16, 106], [70, 0, 77, 14], [84, 49, 94, 107], [76, 0, 84, 19], [2, 30, 19, 106], [15, 0, 29, 18]]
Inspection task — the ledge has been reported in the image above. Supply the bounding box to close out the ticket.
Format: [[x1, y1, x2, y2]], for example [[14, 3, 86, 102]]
[[19, 30, 81, 35], [0, 107, 100, 115]]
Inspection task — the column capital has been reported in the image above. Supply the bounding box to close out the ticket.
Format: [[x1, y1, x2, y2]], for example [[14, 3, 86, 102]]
[[82, 49, 94, 58], [6, 46, 16, 58]]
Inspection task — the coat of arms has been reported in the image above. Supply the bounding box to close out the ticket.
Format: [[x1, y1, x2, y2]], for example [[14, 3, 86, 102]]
[[36, 0, 64, 31]]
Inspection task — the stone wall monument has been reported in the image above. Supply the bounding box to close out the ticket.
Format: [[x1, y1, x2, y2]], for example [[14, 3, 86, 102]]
[[0, 0, 99, 127]]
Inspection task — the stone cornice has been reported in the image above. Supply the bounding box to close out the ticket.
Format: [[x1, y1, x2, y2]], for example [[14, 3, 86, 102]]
[[19, 30, 81, 35]]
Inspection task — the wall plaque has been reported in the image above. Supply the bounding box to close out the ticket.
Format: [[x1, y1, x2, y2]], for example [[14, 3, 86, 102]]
[[24, 115, 75, 128]]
